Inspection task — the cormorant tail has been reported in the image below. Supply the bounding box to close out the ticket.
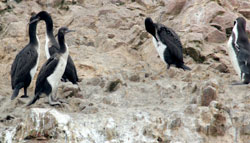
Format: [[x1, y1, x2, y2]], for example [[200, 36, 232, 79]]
[[11, 88, 20, 100], [27, 93, 40, 106], [11, 83, 24, 100], [181, 64, 191, 71]]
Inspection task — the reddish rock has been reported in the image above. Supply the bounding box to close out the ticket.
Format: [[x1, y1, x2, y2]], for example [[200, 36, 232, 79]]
[[239, 9, 250, 20], [211, 12, 238, 31], [215, 63, 229, 73], [209, 114, 226, 136], [227, 0, 239, 7], [218, 0, 239, 10], [201, 86, 217, 106], [134, 0, 157, 9], [205, 27, 227, 43], [239, 1, 250, 9], [164, 0, 186, 15], [203, 2, 225, 24]]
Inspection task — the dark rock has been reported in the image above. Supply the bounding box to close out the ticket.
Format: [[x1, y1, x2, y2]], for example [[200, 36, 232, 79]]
[[215, 63, 229, 73], [225, 27, 233, 38], [201, 86, 217, 106], [169, 118, 182, 130], [6, 115, 14, 120], [129, 74, 140, 82], [184, 47, 205, 63], [106, 79, 121, 92], [108, 34, 115, 39]]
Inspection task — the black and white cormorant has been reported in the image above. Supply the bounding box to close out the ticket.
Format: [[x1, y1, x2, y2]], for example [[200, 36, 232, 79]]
[[34, 11, 79, 84], [10, 14, 40, 100], [145, 17, 191, 71], [27, 27, 74, 106], [227, 17, 250, 85]]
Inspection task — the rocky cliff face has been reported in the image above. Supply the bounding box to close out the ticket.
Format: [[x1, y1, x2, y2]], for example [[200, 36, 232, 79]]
[[1, 0, 250, 142]]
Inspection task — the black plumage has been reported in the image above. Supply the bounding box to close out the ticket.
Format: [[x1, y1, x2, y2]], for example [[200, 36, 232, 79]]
[[145, 17, 191, 71], [10, 15, 40, 100], [35, 11, 79, 84], [27, 27, 73, 106], [228, 17, 250, 84]]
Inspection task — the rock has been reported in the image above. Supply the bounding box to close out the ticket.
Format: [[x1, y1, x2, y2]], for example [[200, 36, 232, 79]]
[[36, 0, 62, 7], [134, 0, 157, 9], [16, 108, 72, 141], [163, 0, 186, 15], [169, 118, 182, 130], [209, 114, 226, 136], [1, 0, 250, 143], [86, 77, 102, 86], [185, 104, 198, 114], [0, 2, 7, 11], [239, 9, 250, 19], [110, 0, 126, 6], [106, 79, 121, 92], [107, 33, 115, 39], [203, 2, 225, 24], [205, 27, 227, 43], [215, 63, 229, 73], [184, 46, 205, 63], [239, 1, 250, 10], [183, 32, 206, 63], [206, 79, 219, 90], [201, 86, 217, 106], [211, 11, 237, 32], [241, 124, 250, 135], [129, 74, 140, 82], [61, 83, 80, 98]]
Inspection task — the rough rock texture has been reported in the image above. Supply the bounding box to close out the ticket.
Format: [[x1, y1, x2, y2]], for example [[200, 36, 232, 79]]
[[1, 0, 250, 142]]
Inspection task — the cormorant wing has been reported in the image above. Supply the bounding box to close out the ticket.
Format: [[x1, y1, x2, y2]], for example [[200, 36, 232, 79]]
[[49, 45, 59, 56], [238, 48, 250, 74], [63, 55, 78, 84], [35, 55, 59, 94], [11, 47, 38, 88], [158, 26, 184, 62]]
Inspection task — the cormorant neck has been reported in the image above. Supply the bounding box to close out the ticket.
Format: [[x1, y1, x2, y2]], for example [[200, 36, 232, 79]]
[[238, 25, 249, 45], [43, 16, 57, 43], [58, 32, 67, 53], [29, 22, 38, 45]]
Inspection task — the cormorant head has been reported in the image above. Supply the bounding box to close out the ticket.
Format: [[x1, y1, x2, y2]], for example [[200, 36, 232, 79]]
[[29, 13, 39, 25], [145, 17, 156, 37], [29, 11, 51, 24], [56, 27, 75, 37], [235, 17, 246, 31]]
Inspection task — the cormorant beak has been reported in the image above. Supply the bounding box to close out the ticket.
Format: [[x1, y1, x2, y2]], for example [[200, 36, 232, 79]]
[[66, 30, 75, 33], [29, 17, 40, 25], [55, 29, 75, 37]]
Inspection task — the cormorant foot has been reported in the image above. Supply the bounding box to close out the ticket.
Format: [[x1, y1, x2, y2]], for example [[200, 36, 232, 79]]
[[20, 95, 29, 98], [231, 82, 248, 85]]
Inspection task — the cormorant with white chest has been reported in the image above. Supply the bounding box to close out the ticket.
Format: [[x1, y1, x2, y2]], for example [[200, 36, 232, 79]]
[[227, 17, 250, 85], [34, 11, 79, 84], [10, 14, 40, 100], [27, 27, 74, 106], [145, 17, 191, 71]]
